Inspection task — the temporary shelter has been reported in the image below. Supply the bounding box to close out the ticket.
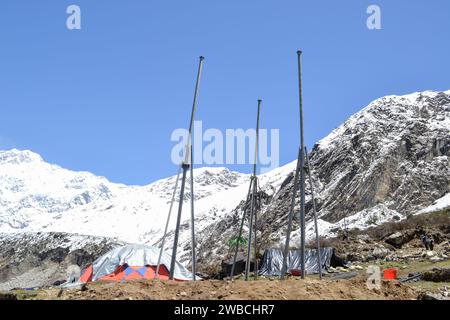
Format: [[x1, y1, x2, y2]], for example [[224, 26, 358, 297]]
[[221, 253, 255, 277], [79, 244, 196, 282], [259, 247, 345, 276]]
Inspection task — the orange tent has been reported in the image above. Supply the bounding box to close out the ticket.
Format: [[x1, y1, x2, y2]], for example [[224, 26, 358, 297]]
[[80, 264, 171, 282], [79, 244, 196, 283]]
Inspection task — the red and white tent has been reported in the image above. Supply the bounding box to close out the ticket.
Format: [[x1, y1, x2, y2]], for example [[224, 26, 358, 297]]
[[79, 244, 196, 282]]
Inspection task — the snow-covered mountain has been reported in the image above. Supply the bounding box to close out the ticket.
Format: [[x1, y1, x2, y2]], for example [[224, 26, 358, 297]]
[[0, 90, 449, 275], [0, 149, 255, 262], [195, 90, 450, 265], [311, 90, 450, 222]]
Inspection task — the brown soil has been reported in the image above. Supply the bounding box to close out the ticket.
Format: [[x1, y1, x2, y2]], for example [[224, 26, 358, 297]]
[[35, 276, 419, 300]]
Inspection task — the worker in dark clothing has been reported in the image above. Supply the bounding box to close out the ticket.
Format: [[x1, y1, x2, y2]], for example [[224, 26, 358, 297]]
[[421, 234, 434, 251], [342, 229, 349, 241]]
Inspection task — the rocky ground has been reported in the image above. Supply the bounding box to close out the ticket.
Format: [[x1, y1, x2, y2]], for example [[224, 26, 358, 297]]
[[328, 214, 450, 266], [316, 209, 450, 300], [2, 277, 419, 300], [1, 210, 448, 300], [1, 217, 448, 301]]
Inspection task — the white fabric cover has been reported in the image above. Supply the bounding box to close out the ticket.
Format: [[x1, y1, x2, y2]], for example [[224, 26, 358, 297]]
[[89, 244, 196, 281]]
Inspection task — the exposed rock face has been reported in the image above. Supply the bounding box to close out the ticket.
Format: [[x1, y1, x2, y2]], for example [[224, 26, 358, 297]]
[[0, 232, 124, 291], [309, 91, 450, 222]]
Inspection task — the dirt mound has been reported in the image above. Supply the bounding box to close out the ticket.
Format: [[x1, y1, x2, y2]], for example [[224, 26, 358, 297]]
[[34, 277, 419, 300], [423, 268, 450, 282]]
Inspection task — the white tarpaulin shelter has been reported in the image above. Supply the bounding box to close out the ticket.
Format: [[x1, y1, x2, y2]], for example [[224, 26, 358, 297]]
[[79, 244, 197, 282]]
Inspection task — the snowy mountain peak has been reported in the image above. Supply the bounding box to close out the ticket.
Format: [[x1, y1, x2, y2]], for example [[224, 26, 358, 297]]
[[0, 149, 43, 165], [0, 148, 251, 263], [311, 90, 449, 221], [316, 90, 450, 151]]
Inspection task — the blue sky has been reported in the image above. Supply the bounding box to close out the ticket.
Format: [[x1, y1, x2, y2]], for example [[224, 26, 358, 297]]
[[1, 0, 449, 185]]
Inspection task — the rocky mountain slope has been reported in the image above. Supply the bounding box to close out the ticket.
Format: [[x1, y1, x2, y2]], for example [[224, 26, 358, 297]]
[[0, 232, 125, 290], [196, 90, 450, 268], [0, 90, 449, 280], [311, 90, 449, 222]]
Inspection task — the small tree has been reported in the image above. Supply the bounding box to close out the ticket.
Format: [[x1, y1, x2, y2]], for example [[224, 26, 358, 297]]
[[228, 235, 248, 250]]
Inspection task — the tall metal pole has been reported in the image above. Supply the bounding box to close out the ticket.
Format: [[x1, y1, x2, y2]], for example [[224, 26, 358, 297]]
[[252, 100, 261, 188], [244, 100, 262, 281], [298, 50, 306, 280], [280, 147, 301, 279], [230, 178, 254, 279], [253, 177, 259, 280], [244, 178, 256, 281], [169, 166, 188, 280], [305, 147, 322, 279], [189, 144, 196, 280], [169, 56, 205, 280], [155, 167, 182, 279], [280, 50, 307, 280], [188, 56, 205, 134], [253, 100, 261, 280]]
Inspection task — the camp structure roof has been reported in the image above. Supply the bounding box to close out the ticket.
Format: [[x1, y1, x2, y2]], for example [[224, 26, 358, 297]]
[[79, 244, 197, 282], [259, 247, 345, 277]]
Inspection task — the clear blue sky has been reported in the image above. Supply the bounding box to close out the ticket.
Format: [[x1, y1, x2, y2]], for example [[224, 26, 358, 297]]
[[1, 0, 449, 185]]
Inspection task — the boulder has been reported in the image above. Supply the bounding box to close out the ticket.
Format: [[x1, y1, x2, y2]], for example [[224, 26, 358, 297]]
[[440, 286, 450, 298], [422, 268, 450, 282], [0, 292, 18, 300], [355, 234, 371, 243], [419, 292, 447, 300], [385, 231, 415, 248], [430, 256, 443, 262], [372, 247, 391, 259], [346, 252, 365, 263]]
